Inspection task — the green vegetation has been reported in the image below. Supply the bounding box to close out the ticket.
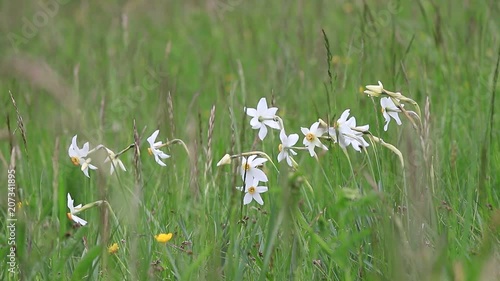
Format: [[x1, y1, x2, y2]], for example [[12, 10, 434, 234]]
[[1, 1, 499, 280]]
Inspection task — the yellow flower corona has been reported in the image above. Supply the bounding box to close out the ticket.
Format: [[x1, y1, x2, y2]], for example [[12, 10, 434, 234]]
[[70, 157, 80, 166], [248, 186, 256, 194], [155, 233, 173, 243]]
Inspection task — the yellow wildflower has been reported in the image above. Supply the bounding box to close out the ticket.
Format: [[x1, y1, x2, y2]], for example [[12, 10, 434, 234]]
[[155, 233, 173, 243]]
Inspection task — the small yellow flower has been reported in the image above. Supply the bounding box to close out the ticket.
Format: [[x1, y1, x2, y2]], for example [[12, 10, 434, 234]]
[[108, 243, 119, 254], [331, 55, 341, 65], [155, 233, 173, 243]]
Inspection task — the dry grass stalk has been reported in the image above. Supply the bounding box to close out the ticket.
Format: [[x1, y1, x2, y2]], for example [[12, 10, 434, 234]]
[[204, 105, 216, 178], [167, 91, 175, 138], [133, 119, 143, 190], [186, 118, 200, 198], [9, 146, 16, 171], [52, 137, 59, 214], [10, 91, 28, 155], [99, 95, 106, 133]]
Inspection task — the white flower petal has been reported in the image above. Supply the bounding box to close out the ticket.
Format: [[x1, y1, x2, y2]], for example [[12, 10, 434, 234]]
[[287, 134, 299, 146], [389, 111, 402, 125], [253, 193, 264, 205], [72, 214, 88, 226], [245, 108, 257, 117], [263, 119, 280, 130], [258, 125, 268, 140], [255, 186, 268, 193], [155, 156, 167, 166], [310, 122, 320, 133], [243, 193, 253, 205], [277, 151, 285, 162], [308, 146, 316, 157], [251, 157, 267, 167], [81, 142, 90, 156], [67, 193, 74, 211], [339, 109, 351, 123], [251, 168, 268, 182], [267, 107, 278, 116], [118, 160, 126, 171], [256, 98, 268, 112], [82, 167, 90, 178], [147, 130, 160, 146]]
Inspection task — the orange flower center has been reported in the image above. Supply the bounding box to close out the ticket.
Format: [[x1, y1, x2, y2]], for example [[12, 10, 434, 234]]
[[248, 186, 256, 194], [71, 157, 80, 166], [306, 133, 315, 142], [148, 147, 153, 156], [67, 213, 72, 221]]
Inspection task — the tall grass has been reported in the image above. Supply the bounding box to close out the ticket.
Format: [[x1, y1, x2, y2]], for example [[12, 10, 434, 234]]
[[0, 1, 499, 280]]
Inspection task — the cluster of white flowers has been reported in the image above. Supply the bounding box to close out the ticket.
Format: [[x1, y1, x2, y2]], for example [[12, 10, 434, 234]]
[[65, 130, 191, 227], [219, 83, 418, 207], [236, 155, 269, 205], [245, 98, 372, 162], [67, 130, 173, 178], [364, 81, 405, 131]]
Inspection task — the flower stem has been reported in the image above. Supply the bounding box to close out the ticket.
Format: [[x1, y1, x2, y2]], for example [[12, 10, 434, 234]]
[[158, 139, 191, 158]]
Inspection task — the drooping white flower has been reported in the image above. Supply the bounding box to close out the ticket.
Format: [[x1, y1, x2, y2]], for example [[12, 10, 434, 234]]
[[277, 130, 298, 167], [236, 178, 268, 205], [146, 130, 171, 166], [67, 193, 88, 226], [245, 97, 281, 140], [380, 97, 403, 131], [301, 121, 328, 157], [240, 155, 268, 183], [68, 135, 97, 178], [335, 109, 369, 152], [364, 81, 384, 97], [104, 148, 127, 175]]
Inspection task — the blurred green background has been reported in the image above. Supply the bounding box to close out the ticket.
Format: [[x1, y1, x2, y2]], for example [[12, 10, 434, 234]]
[[1, 0, 499, 280]]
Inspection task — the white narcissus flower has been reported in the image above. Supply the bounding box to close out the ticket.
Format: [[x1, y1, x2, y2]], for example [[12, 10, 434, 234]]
[[380, 97, 403, 131], [236, 178, 268, 205], [240, 155, 268, 183], [277, 130, 298, 167], [335, 109, 369, 152], [67, 193, 88, 226], [364, 81, 384, 97], [245, 97, 281, 140], [301, 121, 328, 157], [68, 135, 97, 178], [146, 130, 171, 166], [104, 148, 127, 175]]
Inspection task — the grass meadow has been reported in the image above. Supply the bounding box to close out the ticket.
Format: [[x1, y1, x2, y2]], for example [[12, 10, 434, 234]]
[[1, 0, 500, 280]]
